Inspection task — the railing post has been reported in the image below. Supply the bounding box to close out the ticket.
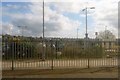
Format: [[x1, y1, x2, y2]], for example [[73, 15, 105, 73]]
[[50, 40, 54, 70], [12, 41, 14, 71]]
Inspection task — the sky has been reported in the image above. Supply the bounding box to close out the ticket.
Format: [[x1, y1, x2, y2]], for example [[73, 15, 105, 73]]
[[1, 0, 119, 38]]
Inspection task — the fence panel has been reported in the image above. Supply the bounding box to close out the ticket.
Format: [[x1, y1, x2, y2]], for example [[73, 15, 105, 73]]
[[2, 36, 118, 70]]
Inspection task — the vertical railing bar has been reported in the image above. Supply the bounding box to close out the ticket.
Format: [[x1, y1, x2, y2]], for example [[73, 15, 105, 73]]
[[11, 40, 14, 70]]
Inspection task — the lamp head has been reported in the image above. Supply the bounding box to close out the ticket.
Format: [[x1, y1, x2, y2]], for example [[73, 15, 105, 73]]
[[90, 7, 95, 9]]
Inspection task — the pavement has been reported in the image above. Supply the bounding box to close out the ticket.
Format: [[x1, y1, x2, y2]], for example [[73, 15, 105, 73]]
[[2, 67, 118, 78], [3, 72, 118, 78]]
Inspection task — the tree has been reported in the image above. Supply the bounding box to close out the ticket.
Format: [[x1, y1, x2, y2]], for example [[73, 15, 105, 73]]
[[97, 30, 116, 41]]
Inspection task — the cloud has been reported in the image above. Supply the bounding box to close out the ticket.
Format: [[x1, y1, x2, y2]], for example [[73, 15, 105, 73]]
[[45, 0, 118, 38], [2, 0, 118, 38], [2, 22, 20, 35], [2, 2, 81, 37], [92, 0, 119, 37]]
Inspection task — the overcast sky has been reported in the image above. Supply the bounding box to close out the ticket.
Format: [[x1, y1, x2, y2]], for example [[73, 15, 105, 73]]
[[1, 0, 119, 38]]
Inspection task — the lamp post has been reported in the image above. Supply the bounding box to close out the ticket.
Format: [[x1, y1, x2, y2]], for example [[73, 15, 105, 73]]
[[82, 6, 95, 68], [7, 25, 14, 70], [42, 0, 45, 61], [77, 28, 79, 39], [8, 25, 12, 35], [95, 32, 98, 39], [82, 7, 95, 39], [18, 26, 27, 60], [18, 26, 27, 37]]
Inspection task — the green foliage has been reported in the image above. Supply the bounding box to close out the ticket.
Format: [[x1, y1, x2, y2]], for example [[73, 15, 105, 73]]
[[61, 42, 105, 59], [2, 34, 106, 60]]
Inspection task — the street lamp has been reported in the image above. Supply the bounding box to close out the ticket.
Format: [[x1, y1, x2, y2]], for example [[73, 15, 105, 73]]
[[95, 32, 98, 39], [8, 25, 12, 35], [82, 6, 95, 69], [82, 7, 95, 39], [7, 25, 14, 70], [18, 26, 27, 37], [17, 26, 27, 60], [42, 0, 45, 61], [77, 28, 79, 39]]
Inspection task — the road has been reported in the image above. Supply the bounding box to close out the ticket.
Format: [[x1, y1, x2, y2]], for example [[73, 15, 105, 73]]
[[2, 58, 118, 70]]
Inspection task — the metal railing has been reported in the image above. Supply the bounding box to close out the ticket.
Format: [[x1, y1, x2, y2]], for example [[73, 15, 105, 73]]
[[2, 35, 118, 70]]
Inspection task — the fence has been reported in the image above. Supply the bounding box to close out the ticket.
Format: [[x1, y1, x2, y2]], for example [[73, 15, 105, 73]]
[[2, 35, 118, 70]]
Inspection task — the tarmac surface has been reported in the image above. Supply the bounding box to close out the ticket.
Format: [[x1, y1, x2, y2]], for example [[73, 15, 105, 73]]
[[2, 67, 118, 78]]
